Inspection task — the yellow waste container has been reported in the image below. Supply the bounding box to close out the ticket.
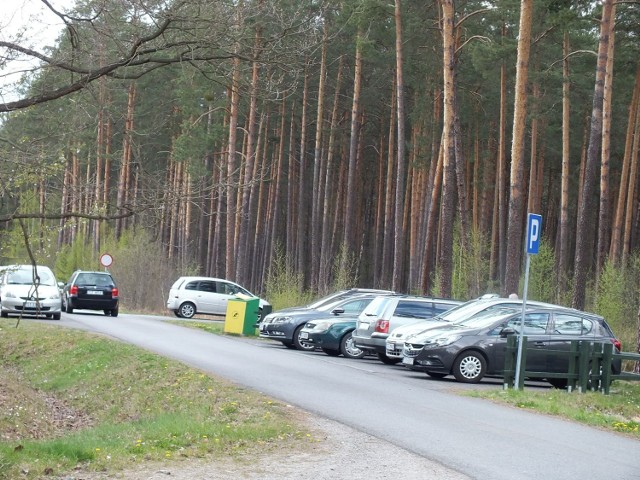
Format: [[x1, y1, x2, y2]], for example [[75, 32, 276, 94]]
[[224, 296, 260, 336]]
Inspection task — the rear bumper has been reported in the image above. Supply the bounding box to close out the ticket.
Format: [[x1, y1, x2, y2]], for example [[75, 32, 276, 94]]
[[68, 297, 118, 310]]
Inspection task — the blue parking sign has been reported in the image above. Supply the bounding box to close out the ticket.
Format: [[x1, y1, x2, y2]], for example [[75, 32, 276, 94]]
[[526, 214, 542, 254]]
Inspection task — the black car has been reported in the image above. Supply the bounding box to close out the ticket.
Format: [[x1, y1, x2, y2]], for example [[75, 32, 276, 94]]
[[62, 270, 119, 317], [402, 307, 622, 387]]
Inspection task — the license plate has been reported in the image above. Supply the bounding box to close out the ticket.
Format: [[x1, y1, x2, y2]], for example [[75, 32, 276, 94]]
[[87, 290, 103, 295], [300, 331, 309, 339], [402, 356, 414, 366], [25, 301, 37, 308]]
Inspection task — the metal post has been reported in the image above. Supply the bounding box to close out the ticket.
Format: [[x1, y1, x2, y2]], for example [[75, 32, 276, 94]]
[[514, 254, 531, 388]]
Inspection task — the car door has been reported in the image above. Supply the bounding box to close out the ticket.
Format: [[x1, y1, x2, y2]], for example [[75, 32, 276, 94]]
[[195, 280, 219, 314], [489, 312, 550, 375], [547, 313, 593, 373], [212, 280, 243, 315]]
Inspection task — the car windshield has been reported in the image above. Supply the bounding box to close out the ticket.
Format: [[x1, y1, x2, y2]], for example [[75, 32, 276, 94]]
[[452, 309, 520, 329], [6, 267, 56, 286]]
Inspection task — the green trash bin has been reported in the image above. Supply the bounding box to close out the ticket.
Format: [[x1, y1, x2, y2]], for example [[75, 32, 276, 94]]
[[224, 297, 260, 336]]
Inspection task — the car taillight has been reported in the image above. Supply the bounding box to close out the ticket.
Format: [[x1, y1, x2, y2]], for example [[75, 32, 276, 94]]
[[375, 320, 390, 334], [612, 339, 621, 352], [112, 287, 119, 298], [70, 285, 78, 295]]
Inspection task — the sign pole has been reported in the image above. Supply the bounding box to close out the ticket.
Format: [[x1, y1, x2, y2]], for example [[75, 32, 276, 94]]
[[514, 213, 542, 389]]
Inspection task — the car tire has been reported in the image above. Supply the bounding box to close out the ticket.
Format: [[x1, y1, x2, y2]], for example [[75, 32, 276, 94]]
[[293, 325, 316, 351], [426, 372, 448, 379], [64, 298, 73, 313], [173, 310, 182, 318], [377, 352, 401, 365], [179, 302, 196, 319], [281, 341, 296, 349], [322, 348, 340, 356], [111, 308, 118, 317], [0, 310, 8, 318], [453, 351, 486, 383], [52, 312, 61, 320], [340, 332, 366, 359], [547, 378, 568, 389]]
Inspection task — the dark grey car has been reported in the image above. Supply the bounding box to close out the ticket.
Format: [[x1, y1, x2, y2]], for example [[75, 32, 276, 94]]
[[402, 307, 622, 387], [258, 294, 387, 351]]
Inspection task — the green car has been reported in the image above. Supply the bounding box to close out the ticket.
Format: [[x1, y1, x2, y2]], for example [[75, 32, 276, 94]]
[[300, 318, 366, 359]]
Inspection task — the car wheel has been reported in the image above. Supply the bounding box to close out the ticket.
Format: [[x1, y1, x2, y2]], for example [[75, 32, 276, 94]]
[[322, 348, 340, 356], [547, 378, 568, 389], [0, 310, 8, 318], [453, 351, 486, 383], [293, 325, 316, 351], [173, 310, 183, 318], [65, 298, 73, 313], [340, 332, 366, 359], [426, 372, 448, 379], [52, 312, 61, 320], [111, 308, 119, 317], [179, 302, 196, 319], [377, 352, 401, 365]]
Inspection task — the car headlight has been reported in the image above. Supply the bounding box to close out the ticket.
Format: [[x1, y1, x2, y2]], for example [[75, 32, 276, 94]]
[[271, 316, 292, 324], [309, 320, 334, 332], [4, 291, 16, 298], [424, 334, 462, 348], [49, 291, 60, 299]]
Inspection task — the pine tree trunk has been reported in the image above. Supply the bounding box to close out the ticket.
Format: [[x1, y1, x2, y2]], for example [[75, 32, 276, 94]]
[[572, 0, 615, 310], [610, 64, 640, 264], [392, 0, 407, 292], [596, 21, 616, 276], [504, 0, 533, 296], [116, 83, 136, 239], [382, 79, 397, 287], [297, 60, 310, 286], [343, 29, 364, 267], [319, 56, 344, 290], [439, 0, 456, 297], [558, 31, 571, 286]]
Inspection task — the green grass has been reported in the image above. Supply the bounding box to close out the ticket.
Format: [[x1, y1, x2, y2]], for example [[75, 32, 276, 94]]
[[465, 381, 640, 436], [0, 321, 317, 480]]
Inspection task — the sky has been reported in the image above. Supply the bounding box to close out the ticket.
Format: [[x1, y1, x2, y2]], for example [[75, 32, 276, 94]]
[[1, 0, 71, 103]]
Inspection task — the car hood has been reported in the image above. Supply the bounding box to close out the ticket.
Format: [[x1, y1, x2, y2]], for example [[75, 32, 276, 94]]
[[2, 284, 59, 298], [407, 323, 478, 343], [388, 320, 450, 341]]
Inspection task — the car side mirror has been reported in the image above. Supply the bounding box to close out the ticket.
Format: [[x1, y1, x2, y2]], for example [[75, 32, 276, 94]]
[[332, 307, 345, 315], [500, 327, 517, 337]]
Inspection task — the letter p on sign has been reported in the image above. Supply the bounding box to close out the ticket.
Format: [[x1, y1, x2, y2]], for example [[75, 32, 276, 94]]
[[527, 214, 542, 255]]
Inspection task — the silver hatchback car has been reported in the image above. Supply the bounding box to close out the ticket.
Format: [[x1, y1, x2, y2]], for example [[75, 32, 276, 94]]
[[352, 295, 462, 364]]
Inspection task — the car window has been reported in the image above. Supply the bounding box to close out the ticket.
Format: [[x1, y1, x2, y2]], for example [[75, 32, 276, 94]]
[[434, 302, 457, 314], [199, 281, 217, 293], [185, 281, 199, 291], [216, 281, 240, 295], [339, 298, 372, 314], [393, 301, 433, 319], [505, 312, 550, 334], [553, 314, 593, 335]]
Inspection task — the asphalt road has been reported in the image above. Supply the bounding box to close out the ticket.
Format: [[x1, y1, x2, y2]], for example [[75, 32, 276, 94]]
[[54, 312, 640, 480]]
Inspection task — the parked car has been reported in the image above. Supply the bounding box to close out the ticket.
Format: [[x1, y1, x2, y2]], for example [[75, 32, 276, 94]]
[[300, 318, 366, 359], [166, 276, 270, 319], [402, 307, 622, 386], [259, 288, 395, 322], [352, 295, 463, 364], [62, 270, 119, 317], [259, 294, 385, 351], [0, 264, 61, 320], [385, 295, 562, 361]]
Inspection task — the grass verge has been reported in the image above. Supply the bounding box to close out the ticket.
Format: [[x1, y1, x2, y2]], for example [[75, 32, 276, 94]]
[[465, 382, 640, 436], [0, 321, 315, 480]]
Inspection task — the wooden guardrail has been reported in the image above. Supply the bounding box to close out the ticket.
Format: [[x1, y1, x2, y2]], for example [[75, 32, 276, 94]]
[[503, 336, 640, 394]]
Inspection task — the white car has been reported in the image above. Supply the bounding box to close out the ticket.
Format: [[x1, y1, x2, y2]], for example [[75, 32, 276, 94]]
[[0, 264, 62, 320], [166, 276, 270, 319]]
